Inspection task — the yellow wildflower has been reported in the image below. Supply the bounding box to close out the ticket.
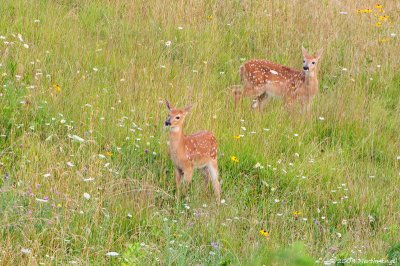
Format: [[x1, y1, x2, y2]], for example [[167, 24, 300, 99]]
[[293, 211, 302, 219], [207, 15, 213, 20], [259, 229, 269, 237], [233, 135, 241, 139], [230, 156, 239, 163], [378, 37, 390, 43], [375, 21, 382, 27], [378, 15, 389, 21], [53, 83, 61, 92], [375, 4, 383, 11], [105, 151, 113, 157], [357, 9, 372, 14]]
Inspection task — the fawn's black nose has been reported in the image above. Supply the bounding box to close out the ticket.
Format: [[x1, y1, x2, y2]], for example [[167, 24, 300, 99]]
[[303, 66, 309, 71], [165, 118, 171, 126]]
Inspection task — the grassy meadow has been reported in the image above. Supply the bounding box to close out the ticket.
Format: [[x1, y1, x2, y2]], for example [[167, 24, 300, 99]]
[[1, 0, 400, 265]]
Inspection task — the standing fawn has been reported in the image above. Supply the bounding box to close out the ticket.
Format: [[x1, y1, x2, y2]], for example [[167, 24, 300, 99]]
[[164, 100, 221, 203], [233, 46, 323, 112]]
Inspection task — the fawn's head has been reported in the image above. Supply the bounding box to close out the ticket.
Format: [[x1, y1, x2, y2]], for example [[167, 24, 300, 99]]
[[164, 100, 193, 129], [302, 47, 323, 74]]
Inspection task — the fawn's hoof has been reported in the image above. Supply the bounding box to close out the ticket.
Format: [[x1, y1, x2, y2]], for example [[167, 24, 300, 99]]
[[251, 99, 259, 109]]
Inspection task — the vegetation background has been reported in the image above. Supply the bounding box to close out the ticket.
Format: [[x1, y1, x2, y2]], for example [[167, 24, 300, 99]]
[[0, 0, 399, 265]]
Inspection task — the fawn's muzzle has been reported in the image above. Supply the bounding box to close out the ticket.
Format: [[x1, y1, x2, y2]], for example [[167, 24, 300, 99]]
[[165, 118, 171, 126], [303, 66, 309, 71]]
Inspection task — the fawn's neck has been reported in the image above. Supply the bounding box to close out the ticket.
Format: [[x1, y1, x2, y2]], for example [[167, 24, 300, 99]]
[[304, 70, 319, 93], [169, 126, 185, 150]]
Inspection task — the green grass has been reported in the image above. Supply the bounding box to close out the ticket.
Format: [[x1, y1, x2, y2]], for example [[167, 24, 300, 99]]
[[0, 0, 399, 265]]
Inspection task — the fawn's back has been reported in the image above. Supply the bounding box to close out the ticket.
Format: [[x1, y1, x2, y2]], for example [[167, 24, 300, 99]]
[[240, 60, 304, 98], [182, 131, 217, 167], [237, 47, 323, 110]]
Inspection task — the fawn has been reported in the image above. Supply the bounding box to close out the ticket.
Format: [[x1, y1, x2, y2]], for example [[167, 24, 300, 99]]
[[164, 100, 221, 203], [233, 46, 323, 112]]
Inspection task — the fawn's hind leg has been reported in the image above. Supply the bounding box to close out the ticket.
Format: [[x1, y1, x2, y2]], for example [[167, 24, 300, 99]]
[[200, 167, 211, 185], [231, 85, 243, 108], [207, 160, 221, 204]]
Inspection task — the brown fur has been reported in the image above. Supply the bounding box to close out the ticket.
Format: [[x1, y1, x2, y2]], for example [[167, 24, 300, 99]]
[[234, 47, 323, 112], [165, 101, 221, 203]]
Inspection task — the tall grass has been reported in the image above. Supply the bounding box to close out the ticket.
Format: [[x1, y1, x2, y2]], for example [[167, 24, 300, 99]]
[[0, 0, 399, 265]]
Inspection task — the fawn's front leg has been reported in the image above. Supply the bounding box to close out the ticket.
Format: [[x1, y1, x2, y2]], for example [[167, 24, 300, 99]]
[[174, 167, 183, 197], [181, 167, 193, 196], [252, 93, 270, 111], [258, 93, 270, 111]]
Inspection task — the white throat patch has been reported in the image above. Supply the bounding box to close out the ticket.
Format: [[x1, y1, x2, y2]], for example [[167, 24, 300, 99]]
[[170, 126, 180, 132]]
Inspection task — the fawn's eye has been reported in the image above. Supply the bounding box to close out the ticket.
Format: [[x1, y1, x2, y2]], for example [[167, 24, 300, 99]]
[[175, 116, 180, 120], [303, 60, 305, 63], [312, 61, 316, 64]]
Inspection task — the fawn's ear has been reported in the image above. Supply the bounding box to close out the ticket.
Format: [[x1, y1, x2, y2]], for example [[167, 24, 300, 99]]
[[302, 46, 310, 57], [184, 104, 193, 114], [316, 48, 324, 60], [165, 100, 173, 111]]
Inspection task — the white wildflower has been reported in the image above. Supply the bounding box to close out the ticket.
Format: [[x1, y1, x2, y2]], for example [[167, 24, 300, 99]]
[[368, 215, 375, 223], [83, 193, 91, 200], [70, 134, 85, 143], [36, 198, 48, 203], [254, 162, 264, 169], [21, 248, 31, 254], [105, 252, 119, 257]]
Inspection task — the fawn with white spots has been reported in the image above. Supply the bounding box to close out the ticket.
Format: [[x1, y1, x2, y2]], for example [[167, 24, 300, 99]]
[[164, 100, 221, 203], [233, 46, 323, 112]]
